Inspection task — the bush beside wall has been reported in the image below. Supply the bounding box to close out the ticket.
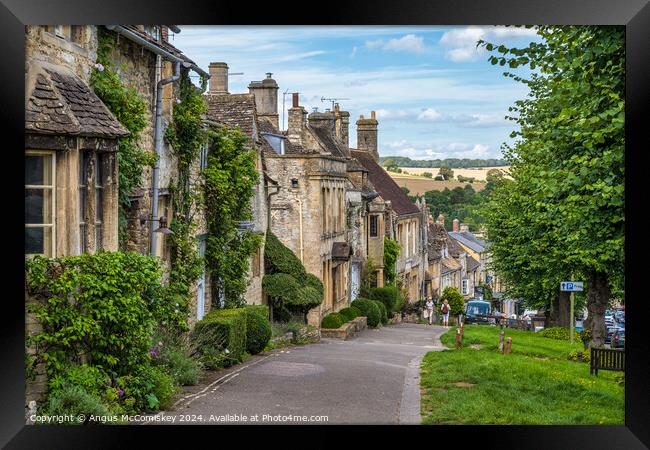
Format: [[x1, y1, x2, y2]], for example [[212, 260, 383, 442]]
[[192, 309, 247, 369]]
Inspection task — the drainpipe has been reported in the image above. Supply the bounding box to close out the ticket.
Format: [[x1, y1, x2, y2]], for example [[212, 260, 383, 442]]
[[294, 197, 304, 263], [150, 60, 181, 255]]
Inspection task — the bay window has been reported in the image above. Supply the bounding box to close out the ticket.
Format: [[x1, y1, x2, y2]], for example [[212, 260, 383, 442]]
[[25, 151, 56, 258]]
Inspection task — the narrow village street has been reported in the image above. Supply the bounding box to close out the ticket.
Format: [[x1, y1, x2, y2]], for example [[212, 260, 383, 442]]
[[153, 324, 447, 425]]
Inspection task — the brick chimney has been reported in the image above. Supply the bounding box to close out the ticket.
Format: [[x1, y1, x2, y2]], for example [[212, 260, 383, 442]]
[[308, 110, 336, 135], [334, 103, 350, 147], [436, 213, 445, 225], [249, 72, 279, 129], [453, 218, 460, 232], [357, 111, 379, 162], [287, 93, 307, 147], [460, 223, 469, 232], [208, 62, 229, 95]]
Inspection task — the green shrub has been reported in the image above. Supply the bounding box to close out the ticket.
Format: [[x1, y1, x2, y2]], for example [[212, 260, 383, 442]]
[[321, 313, 345, 329], [540, 327, 573, 341], [48, 364, 111, 400], [568, 348, 591, 364], [192, 308, 247, 369], [352, 298, 382, 328], [369, 286, 401, 313], [147, 366, 176, 410], [160, 347, 201, 386], [338, 306, 361, 322], [373, 300, 389, 324], [40, 385, 113, 424], [244, 307, 272, 354], [264, 232, 306, 279], [245, 305, 270, 320], [440, 287, 464, 316]]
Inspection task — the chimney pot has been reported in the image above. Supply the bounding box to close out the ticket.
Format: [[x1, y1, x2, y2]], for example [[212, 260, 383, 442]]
[[371, 111, 376, 119], [460, 223, 469, 233], [453, 218, 460, 232], [266, 72, 273, 78], [292, 92, 299, 108]]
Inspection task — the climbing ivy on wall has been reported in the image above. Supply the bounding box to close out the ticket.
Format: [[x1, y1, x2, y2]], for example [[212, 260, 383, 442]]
[[203, 124, 261, 309], [90, 28, 156, 249], [383, 237, 401, 286], [163, 68, 209, 330]]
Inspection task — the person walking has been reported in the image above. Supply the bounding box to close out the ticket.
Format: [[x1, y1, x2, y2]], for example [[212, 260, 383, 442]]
[[425, 298, 435, 325], [441, 299, 450, 327]]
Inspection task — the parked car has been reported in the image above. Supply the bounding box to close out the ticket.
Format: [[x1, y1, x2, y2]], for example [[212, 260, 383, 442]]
[[611, 329, 625, 348], [464, 300, 494, 325], [605, 326, 621, 345]]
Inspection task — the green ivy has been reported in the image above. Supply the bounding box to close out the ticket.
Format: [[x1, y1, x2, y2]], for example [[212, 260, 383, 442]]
[[383, 237, 400, 286], [90, 28, 155, 249], [203, 124, 261, 309], [163, 68, 208, 330]]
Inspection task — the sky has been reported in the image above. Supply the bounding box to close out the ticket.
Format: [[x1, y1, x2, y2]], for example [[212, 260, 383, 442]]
[[172, 26, 542, 161]]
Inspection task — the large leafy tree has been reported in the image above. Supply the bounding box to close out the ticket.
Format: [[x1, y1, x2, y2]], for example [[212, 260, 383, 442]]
[[479, 26, 624, 347]]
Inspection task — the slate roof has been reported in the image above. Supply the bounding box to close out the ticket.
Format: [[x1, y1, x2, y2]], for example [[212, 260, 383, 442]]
[[449, 231, 488, 253], [25, 63, 129, 139], [441, 257, 461, 274], [122, 25, 199, 67], [350, 150, 419, 216]]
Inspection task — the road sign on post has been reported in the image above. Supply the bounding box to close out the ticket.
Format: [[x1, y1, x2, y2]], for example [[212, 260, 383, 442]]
[[560, 281, 583, 344]]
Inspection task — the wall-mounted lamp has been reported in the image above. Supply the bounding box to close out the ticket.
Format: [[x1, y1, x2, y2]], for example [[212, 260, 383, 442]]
[[140, 215, 173, 234]]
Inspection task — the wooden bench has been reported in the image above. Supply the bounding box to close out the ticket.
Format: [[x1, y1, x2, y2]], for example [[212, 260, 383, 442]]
[[590, 347, 625, 376]]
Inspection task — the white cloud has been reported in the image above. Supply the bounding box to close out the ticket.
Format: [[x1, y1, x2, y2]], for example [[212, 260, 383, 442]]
[[376, 109, 410, 120], [439, 25, 539, 63], [383, 34, 427, 54], [277, 50, 327, 62], [362, 34, 428, 55], [418, 108, 445, 122]]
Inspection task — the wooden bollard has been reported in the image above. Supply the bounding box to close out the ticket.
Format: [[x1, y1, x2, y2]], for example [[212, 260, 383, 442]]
[[456, 328, 463, 349], [505, 337, 512, 354], [498, 330, 505, 353]]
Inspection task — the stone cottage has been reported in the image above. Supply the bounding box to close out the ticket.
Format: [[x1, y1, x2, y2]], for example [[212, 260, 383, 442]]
[[350, 112, 425, 303]]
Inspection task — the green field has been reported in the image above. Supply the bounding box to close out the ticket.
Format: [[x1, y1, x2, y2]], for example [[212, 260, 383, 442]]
[[420, 325, 624, 425]]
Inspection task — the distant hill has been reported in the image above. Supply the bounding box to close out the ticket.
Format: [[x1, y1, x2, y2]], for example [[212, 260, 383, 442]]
[[379, 156, 510, 169]]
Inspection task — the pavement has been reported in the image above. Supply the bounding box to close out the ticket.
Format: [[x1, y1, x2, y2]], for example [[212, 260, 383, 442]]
[[149, 323, 448, 425]]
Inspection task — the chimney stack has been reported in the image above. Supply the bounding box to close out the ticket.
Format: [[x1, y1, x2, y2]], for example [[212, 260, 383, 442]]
[[453, 218, 460, 232], [209, 62, 229, 95], [287, 93, 306, 146], [356, 111, 379, 162], [436, 213, 445, 226], [308, 110, 336, 135], [460, 223, 469, 233], [249, 72, 279, 128], [334, 103, 350, 147]]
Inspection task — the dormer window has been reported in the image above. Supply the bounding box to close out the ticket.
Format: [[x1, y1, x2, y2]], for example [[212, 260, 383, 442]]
[[144, 25, 161, 41]]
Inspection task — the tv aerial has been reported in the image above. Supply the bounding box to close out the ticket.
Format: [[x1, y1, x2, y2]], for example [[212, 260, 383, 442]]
[[321, 97, 350, 111]]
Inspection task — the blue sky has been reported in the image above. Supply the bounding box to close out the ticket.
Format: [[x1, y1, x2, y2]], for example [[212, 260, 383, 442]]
[[173, 26, 542, 160]]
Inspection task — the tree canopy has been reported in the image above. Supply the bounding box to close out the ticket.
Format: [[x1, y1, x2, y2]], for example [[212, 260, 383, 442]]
[[479, 26, 624, 346]]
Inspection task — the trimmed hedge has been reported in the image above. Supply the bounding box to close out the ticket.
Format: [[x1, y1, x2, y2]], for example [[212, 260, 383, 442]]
[[321, 313, 345, 329], [192, 309, 247, 369], [352, 298, 382, 328], [369, 286, 402, 313], [373, 300, 389, 324], [338, 306, 361, 322], [244, 307, 272, 355]]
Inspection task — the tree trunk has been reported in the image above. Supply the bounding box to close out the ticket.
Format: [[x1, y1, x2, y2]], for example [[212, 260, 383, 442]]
[[585, 271, 610, 348], [548, 294, 560, 327], [558, 291, 571, 328]]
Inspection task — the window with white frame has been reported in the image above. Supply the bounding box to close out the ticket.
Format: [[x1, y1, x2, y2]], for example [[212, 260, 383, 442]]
[[462, 278, 469, 295], [25, 151, 56, 258]]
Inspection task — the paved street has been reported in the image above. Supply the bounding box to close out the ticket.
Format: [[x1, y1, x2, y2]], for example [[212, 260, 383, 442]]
[[155, 323, 447, 425]]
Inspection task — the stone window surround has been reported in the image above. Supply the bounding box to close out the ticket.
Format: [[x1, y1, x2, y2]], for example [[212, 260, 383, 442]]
[[25, 150, 56, 258], [41, 26, 92, 58]]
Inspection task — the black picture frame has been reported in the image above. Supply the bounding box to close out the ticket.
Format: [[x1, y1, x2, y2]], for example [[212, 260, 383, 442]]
[[2, 0, 647, 447]]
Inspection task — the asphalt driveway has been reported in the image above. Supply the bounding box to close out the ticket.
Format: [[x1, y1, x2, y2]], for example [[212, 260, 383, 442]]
[[150, 323, 448, 425]]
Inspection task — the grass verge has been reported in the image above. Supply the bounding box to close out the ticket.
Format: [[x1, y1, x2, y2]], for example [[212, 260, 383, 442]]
[[420, 325, 624, 424]]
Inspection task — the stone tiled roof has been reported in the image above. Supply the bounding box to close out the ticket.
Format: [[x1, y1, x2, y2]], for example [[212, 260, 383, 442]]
[[309, 126, 349, 158], [441, 257, 461, 274], [258, 118, 315, 155], [351, 150, 419, 216], [467, 255, 480, 272], [346, 157, 367, 172], [25, 63, 129, 138], [206, 93, 257, 137]]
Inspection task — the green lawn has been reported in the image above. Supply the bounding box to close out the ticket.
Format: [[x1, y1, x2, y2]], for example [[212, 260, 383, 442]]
[[420, 325, 624, 425]]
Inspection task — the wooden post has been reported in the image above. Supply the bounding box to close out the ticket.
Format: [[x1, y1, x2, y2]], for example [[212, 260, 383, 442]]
[[498, 329, 505, 353], [505, 337, 512, 354], [456, 328, 462, 349]]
